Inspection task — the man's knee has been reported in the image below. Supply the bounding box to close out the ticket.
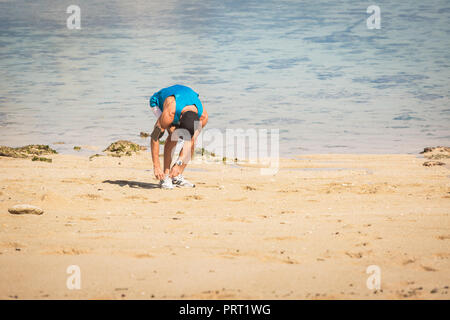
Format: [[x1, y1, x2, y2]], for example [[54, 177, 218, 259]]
[[165, 133, 178, 148]]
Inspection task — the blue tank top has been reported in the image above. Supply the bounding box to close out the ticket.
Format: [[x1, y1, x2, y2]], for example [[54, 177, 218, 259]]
[[149, 85, 203, 125]]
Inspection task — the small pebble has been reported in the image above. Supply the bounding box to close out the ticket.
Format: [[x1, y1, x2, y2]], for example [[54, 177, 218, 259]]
[[8, 204, 44, 215]]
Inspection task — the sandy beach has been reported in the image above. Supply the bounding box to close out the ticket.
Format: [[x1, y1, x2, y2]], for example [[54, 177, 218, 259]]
[[0, 150, 449, 299]]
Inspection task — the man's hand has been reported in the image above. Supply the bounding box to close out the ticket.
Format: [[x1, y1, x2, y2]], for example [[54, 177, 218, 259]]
[[154, 166, 165, 180], [170, 164, 182, 178]]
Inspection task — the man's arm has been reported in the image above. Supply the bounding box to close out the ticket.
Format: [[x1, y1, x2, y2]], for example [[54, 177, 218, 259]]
[[150, 96, 176, 180], [199, 109, 208, 129], [158, 96, 176, 129], [150, 117, 166, 180]]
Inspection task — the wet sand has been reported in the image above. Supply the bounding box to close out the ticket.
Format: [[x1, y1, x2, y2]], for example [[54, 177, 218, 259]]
[[0, 153, 449, 299]]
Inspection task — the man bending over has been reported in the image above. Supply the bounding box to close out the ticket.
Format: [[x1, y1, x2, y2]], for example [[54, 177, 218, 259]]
[[149, 84, 208, 189]]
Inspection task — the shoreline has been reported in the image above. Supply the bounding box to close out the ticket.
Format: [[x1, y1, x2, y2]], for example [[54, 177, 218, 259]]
[[1, 136, 445, 158]]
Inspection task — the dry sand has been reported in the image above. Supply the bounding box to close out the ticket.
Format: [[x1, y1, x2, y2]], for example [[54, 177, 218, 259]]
[[0, 152, 449, 299]]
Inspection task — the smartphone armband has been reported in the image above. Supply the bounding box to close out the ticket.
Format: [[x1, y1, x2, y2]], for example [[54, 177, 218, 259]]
[[151, 126, 163, 141]]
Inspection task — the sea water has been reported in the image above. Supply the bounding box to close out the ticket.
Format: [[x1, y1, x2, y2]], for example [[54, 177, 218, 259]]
[[0, 0, 449, 155]]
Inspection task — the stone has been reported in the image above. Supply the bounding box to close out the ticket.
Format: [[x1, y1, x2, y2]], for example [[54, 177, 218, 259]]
[[423, 161, 445, 167], [8, 204, 44, 215]]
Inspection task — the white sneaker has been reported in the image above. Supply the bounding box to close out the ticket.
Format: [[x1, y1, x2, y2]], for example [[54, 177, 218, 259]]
[[172, 175, 195, 188], [160, 175, 174, 189]]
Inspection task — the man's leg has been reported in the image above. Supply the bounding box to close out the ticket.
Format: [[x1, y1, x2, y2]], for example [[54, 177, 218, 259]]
[[171, 136, 196, 188], [163, 132, 178, 176], [176, 137, 195, 175]]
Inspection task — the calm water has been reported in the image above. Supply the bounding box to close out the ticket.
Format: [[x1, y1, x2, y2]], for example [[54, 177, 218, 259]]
[[0, 0, 449, 155]]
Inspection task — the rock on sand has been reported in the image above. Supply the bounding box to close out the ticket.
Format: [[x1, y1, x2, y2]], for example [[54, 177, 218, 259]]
[[423, 161, 446, 167], [8, 204, 44, 215], [420, 146, 450, 160]]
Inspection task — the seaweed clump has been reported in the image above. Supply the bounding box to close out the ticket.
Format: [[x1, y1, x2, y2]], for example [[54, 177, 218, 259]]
[[32, 156, 52, 163], [420, 146, 450, 160], [103, 140, 144, 157], [0, 145, 57, 159]]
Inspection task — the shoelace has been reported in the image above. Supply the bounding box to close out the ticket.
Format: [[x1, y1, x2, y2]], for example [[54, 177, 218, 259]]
[[174, 175, 184, 182]]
